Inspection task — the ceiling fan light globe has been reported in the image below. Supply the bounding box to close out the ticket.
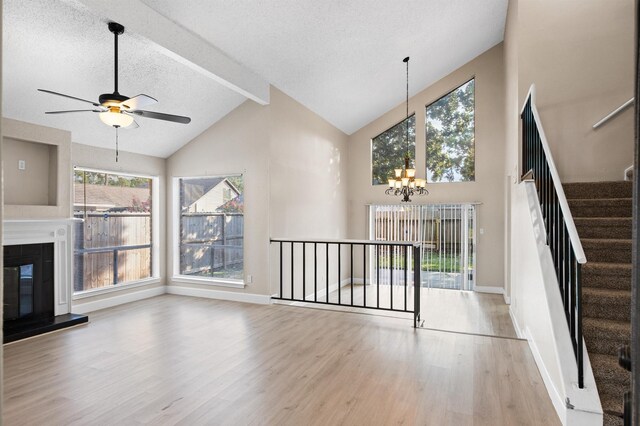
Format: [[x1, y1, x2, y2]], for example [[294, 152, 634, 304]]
[[99, 111, 134, 128]]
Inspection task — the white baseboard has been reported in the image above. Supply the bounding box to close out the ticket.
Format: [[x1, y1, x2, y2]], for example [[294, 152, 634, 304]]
[[72, 286, 166, 314], [474, 285, 505, 295], [167, 285, 272, 305], [524, 327, 565, 424], [509, 305, 524, 339]]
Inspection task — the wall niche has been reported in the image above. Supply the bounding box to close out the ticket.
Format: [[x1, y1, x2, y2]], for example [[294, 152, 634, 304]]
[[2, 118, 71, 219]]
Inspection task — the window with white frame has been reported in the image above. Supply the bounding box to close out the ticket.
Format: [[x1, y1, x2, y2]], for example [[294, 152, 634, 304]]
[[177, 175, 244, 281], [73, 168, 157, 293]]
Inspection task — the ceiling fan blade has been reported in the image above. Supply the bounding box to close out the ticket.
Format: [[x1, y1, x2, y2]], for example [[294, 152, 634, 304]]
[[38, 89, 100, 107], [119, 94, 158, 111], [45, 109, 102, 114], [129, 109, 191, 124], [124, 120, 140, 129]]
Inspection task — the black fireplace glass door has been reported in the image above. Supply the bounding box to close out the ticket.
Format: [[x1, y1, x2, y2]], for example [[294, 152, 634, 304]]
[[3, 264, 34, 321]]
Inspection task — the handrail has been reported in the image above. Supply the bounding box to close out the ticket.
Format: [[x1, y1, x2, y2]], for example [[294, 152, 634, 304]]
[[593, 97, 634, 129], [521, 84, 586, 389], [270, 237, 418, 247], [521, 84, 586, 264]]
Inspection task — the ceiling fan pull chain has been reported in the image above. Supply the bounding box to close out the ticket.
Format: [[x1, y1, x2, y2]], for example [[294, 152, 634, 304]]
[[115, 126, 119, 162]]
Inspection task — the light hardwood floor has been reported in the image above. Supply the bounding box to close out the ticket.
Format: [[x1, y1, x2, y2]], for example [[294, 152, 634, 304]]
[[4, 295, 558, 425]]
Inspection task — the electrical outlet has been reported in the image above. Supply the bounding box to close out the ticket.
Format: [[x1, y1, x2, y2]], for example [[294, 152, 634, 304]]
[[18, 160, 26, 170], [480, 228, 484, 235], [247, 274, 253, 284]]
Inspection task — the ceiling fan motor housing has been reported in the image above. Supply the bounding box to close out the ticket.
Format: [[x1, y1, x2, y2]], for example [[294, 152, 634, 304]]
[[99, 92, 129, 106]]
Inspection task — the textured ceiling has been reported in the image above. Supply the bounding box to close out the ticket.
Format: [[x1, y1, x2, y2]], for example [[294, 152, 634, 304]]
[[2, 0, 246, 158], [140, 0, 508, 134], [3, 0, 508, 158]]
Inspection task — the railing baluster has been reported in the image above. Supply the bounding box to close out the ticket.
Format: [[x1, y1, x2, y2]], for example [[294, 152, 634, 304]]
[[350, 244, 354, 306], [390, 244, 394, 310], [376, 244, 380, 309], [404, 245, 408, 311], [326, 243, 329, 304], [314, 242, 317, 302], [279, 242, 283, 298], [338, 243, 342, 305], [302, 243, 306, 302], [363, 244, 367, 308], [291, 242, 294, 300], [576, 263, 583, 389]]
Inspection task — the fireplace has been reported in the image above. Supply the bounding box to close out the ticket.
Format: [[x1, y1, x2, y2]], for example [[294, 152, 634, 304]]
[[4, 243, 54, 324], [3, 220, 87, 343]]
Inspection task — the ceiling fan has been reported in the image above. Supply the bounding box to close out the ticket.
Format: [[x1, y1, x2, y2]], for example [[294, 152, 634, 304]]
[[38, 22, 191, 130]]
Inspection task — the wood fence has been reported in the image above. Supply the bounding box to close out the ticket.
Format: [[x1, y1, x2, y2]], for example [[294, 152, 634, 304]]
[[73, 213, 151, 292], [180, 213, 244, 279]]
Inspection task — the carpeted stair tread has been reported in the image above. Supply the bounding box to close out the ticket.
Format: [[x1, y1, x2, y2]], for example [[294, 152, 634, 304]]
[[563, 181, 632, 200], [603, 411, 624, 426], [582, 262, 631, 291], [583, 317, 630, 343], [582, 239, 632, 264], [583, 287, 631, 321], [600, 391, 624, 419], [567, 198, 632, 218], [574, 217, 632, 239], [590, 353, 630, 387], [584, 317, 630, 356]]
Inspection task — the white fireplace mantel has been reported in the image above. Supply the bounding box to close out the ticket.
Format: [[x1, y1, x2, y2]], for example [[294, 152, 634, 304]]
[[3, 219, 79, 316]]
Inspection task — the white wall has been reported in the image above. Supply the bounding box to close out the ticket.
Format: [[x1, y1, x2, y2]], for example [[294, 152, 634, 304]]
[[347, 43, 506, 289]]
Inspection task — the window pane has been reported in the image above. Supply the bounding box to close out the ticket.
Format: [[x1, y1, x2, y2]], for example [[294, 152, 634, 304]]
[[371, 115, 415, 185], [179, 176, 244, 281], [73, 170, 153, 293], [426, 79, 475, 182]]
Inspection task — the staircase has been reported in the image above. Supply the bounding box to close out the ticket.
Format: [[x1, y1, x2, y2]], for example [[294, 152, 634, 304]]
[[565, 181, 632, 426]]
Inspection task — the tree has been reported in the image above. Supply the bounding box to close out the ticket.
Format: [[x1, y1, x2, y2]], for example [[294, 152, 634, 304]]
[[426, 79, 475, 182], [371, 115, 416, 185]]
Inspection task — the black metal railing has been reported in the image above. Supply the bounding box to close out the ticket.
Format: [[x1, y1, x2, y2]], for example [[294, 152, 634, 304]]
[[521, 87, 587, 388], [270, 238, 421, 327]]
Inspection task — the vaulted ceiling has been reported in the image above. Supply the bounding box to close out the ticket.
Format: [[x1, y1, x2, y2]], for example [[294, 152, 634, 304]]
[[3, 0, 508, 158]]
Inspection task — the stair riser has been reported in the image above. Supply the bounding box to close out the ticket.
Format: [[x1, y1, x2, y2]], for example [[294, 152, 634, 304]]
[[568, 204, 632, 218], [564, 182, 632, 199], [603, 412, 624, 426], [583, 272, 631, 291], [576, 223, 631, 239], [584, 301, 631, 322], [583, 246, 631, 264], [594, 376, 632, 398]]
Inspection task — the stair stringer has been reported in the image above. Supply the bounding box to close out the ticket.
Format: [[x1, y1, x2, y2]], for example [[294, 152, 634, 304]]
[[510, 181, 602, 425]]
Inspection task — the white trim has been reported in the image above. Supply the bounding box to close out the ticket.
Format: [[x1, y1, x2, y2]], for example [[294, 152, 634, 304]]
[[474, 285, 505, 295], [624, 164, 633, 181], [509, 305, 523, 339], [72, 277, 162, 299], [171, 275, 245, 289], [72, 165, 156, 180], [166, 285, 271, 305], [503, 293, 511, 305], [520, 84, 586, 264], [72, 285, 165, 314], [524, 326, 566, 423]]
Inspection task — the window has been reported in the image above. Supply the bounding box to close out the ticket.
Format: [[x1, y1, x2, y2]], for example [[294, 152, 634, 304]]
[[73, 169, 155, 293], [425, 79, 475, 182], [178, 175, 244, 281], [371, 114, 415, 185]]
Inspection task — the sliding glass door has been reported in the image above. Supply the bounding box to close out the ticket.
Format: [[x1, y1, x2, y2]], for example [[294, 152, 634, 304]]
[[369, 204, 476, 291]]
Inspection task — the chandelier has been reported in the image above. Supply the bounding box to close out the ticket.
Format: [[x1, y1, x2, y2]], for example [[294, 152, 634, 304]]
[[385, 56, 428, 202]]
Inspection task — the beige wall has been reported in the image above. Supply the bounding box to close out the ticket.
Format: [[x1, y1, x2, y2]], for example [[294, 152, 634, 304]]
[[518, 0, 634, 182], [166, 86, 349, 297], [347, 43, 506, 289], [2, 118, 71, 219]]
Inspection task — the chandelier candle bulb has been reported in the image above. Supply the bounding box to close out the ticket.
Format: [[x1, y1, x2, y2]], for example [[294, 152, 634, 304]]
[[407, 168, 415, 178]]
